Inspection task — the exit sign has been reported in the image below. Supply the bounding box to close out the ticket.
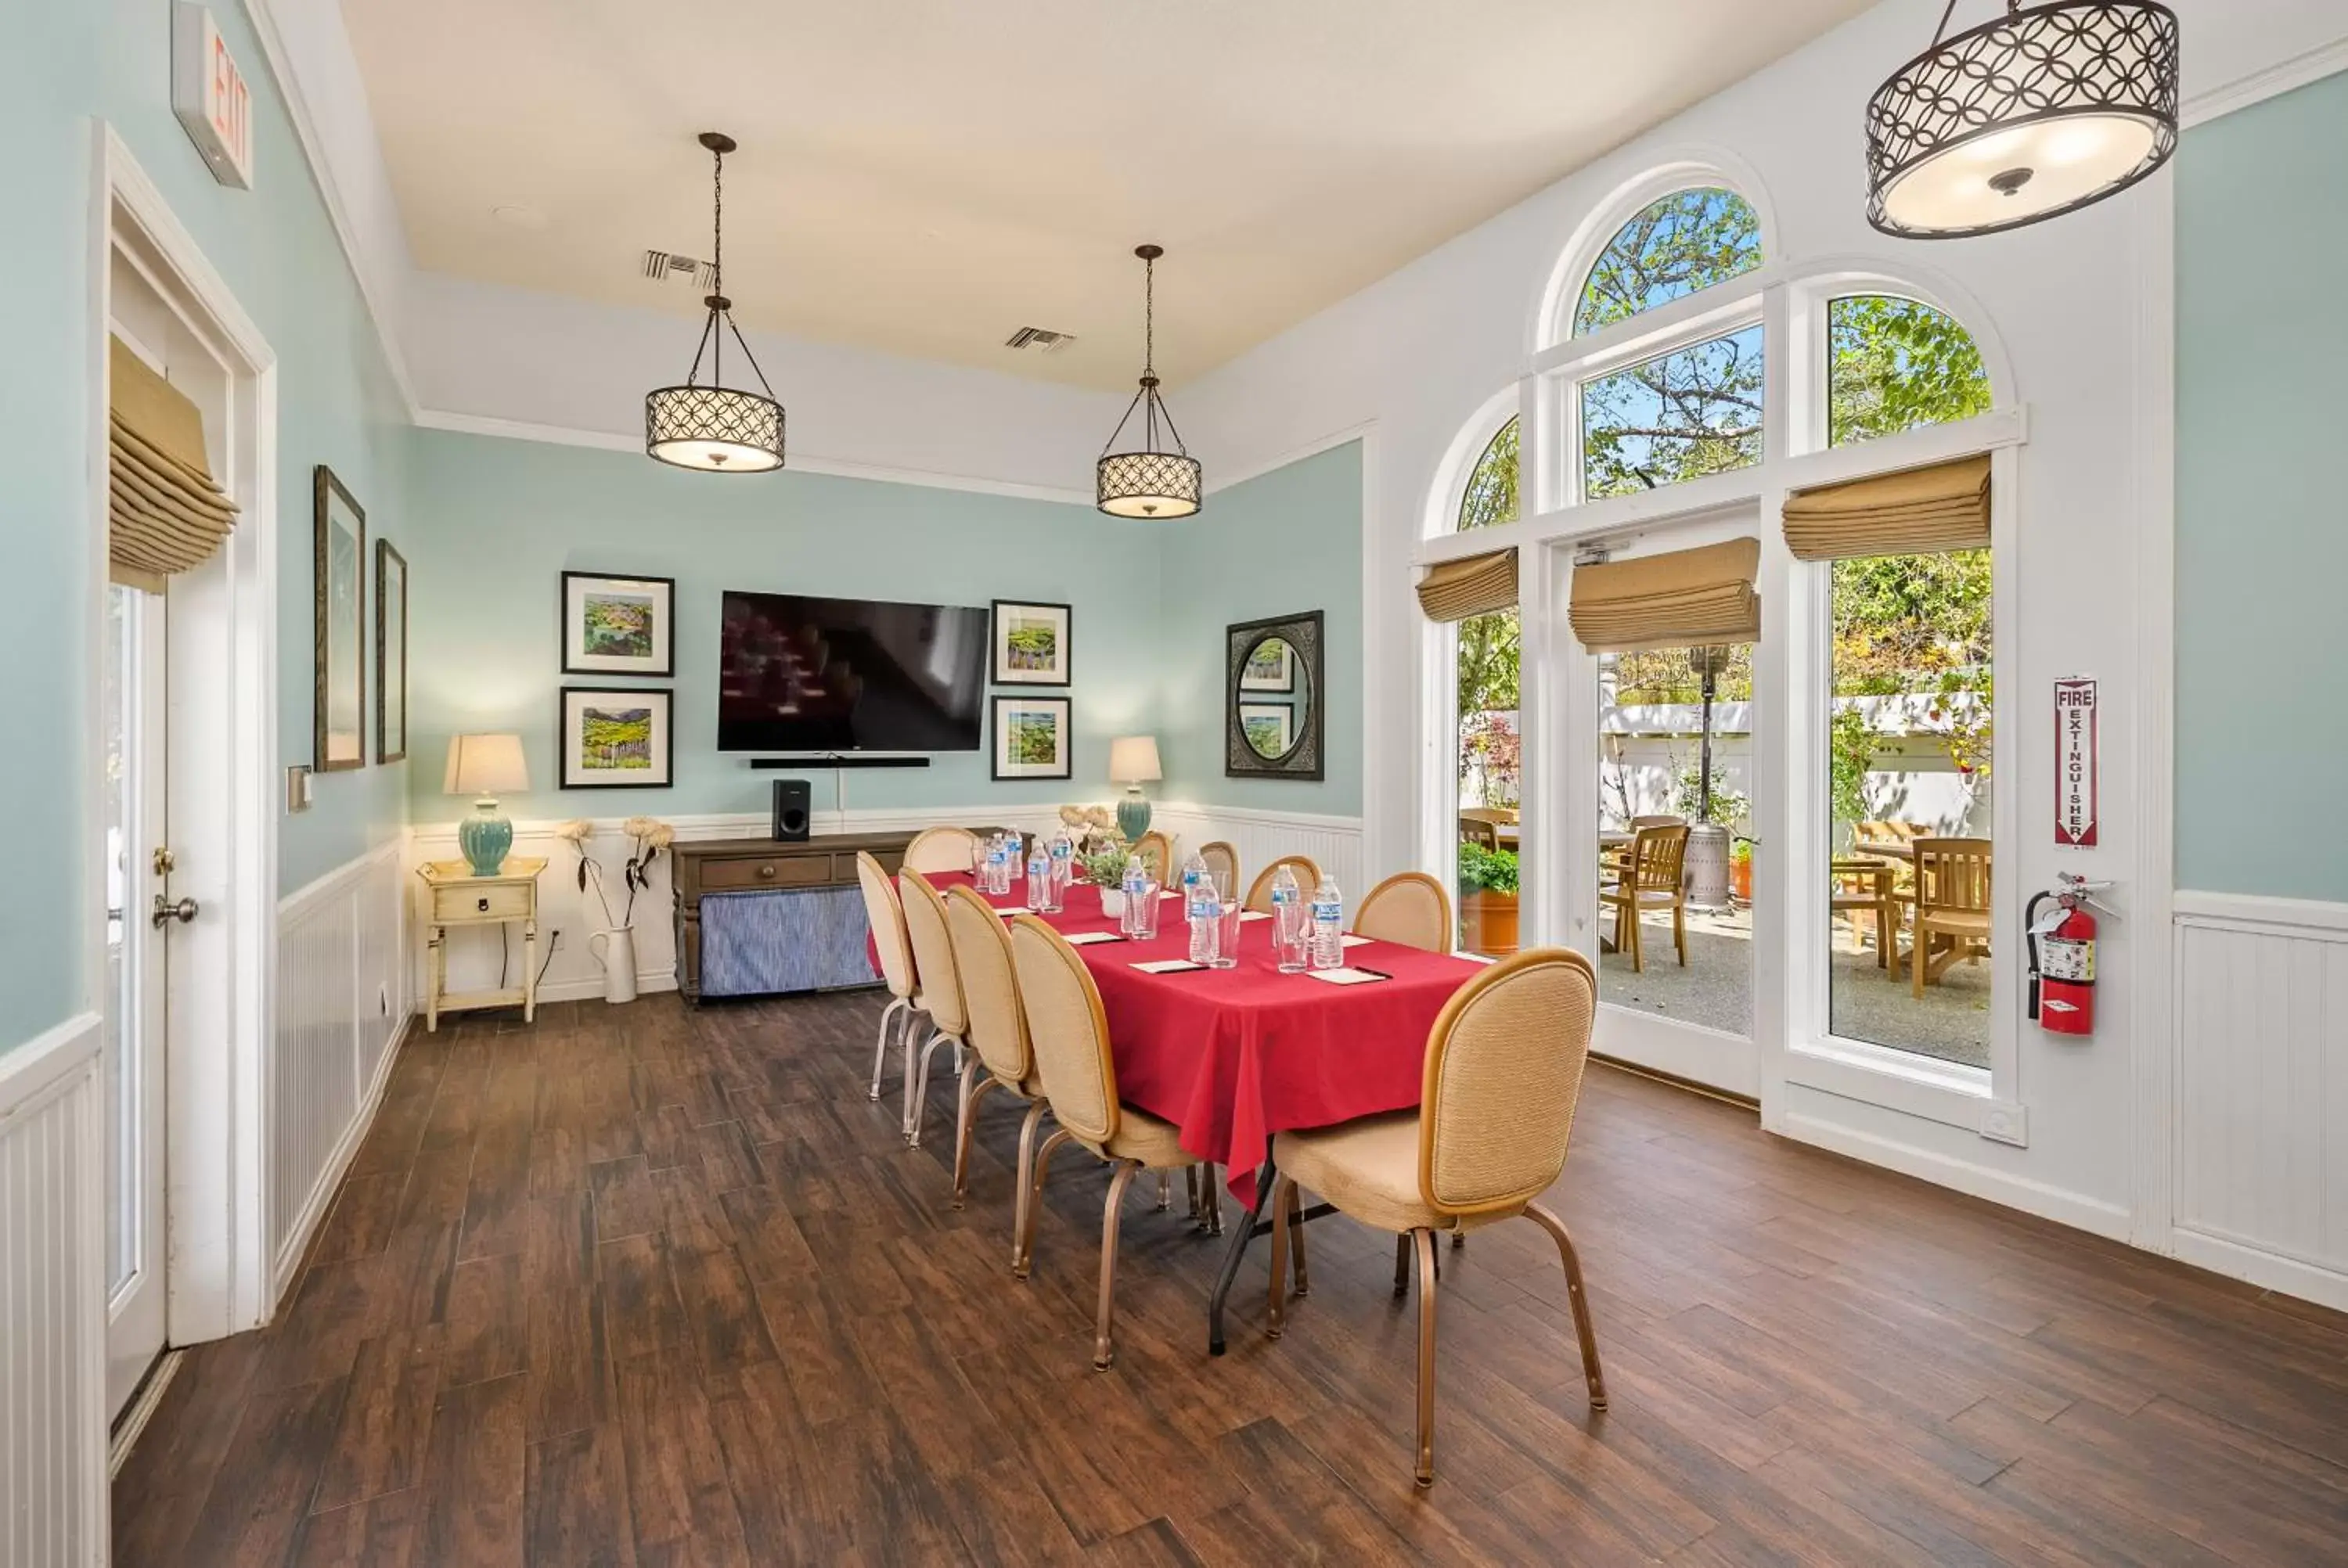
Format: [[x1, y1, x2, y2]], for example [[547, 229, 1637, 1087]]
[[172, 5, 253, 190]]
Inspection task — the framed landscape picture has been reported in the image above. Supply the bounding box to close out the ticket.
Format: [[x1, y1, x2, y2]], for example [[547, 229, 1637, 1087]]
[[990, 694, 1071, 780], [375, 540, 408, 763], [991, 599, 1071, 687], [560, 686, 675, 789], [562, 572, 675, 677], [1239, 635, 1295, 693], [1238, 702, 1294, 759], [312, 466, 366, 771]]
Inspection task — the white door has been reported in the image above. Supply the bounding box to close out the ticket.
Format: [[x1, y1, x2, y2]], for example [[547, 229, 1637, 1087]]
[[103, 581, 172, 1419]]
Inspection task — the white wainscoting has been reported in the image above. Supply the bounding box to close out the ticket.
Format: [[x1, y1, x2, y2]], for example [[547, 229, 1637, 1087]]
[[2173, 890, 2348, 1311], [0, 1012, 104, 1568], [272, 842, 408, 1296], [409, 804, 1367, 999]]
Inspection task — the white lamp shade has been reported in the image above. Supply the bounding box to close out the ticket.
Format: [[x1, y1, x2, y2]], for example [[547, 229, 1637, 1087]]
[[444, 733, 530, 797], [1108, 735, 1162, 785]]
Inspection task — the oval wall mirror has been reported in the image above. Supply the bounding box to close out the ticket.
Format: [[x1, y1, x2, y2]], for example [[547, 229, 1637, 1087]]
[[1225, 611, 1325, 781]]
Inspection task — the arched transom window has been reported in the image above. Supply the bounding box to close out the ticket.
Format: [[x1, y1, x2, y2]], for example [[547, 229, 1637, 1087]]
[[1457, 417, 1520, 530], [1573, 187, 1763, 335]]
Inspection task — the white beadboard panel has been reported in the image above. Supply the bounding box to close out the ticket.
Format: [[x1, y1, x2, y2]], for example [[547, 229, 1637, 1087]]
[[0, 1012, 104, 1568], [272, 844, 409, 1294], [2173, 893, 2348, 1308], [1151, 804, 1367, 897]]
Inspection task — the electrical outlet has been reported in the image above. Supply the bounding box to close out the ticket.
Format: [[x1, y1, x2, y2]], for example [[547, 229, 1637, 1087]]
[[1980, 1101, 2028, 1147], [286, 765, 312, 814]]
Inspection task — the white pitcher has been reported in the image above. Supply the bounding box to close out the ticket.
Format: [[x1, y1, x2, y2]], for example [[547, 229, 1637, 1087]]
[[588, 927, 639, 1005]]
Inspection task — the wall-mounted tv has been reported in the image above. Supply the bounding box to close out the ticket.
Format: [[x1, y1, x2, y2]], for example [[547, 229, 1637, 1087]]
[[718, 590, 989, 753]]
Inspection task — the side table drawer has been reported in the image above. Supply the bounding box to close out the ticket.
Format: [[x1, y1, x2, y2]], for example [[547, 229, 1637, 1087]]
[[700, 854, 830, 892], [432, 881, 533, 922]]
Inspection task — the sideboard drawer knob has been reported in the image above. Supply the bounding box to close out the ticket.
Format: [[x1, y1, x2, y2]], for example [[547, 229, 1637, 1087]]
[[477, 897, 491, 912], [758, 864, 776, 879]]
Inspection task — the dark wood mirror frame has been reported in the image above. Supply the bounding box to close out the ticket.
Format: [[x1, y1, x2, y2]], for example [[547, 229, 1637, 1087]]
[[1224, 610, 1325, 781]]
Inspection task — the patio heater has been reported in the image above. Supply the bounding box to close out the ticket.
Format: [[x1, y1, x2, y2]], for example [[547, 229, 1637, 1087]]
[[1684, 646, 1734, 911]]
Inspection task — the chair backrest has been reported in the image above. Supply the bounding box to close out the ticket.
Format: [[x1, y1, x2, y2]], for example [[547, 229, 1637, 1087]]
[[855, 851, 915, 1001], [1856, 819, 1930, 846], [1355, 872, 1453, 954], [1418, 948, 1597, 1218], [1914, 837, 1992, 915], [1244, 854, 1323, 913], [1198, 840, 1241, 896], [904, 826, 981, 875], [1007, 915, 1119, 1145], [1457, 815, 1500, 851], [944, 886, 1034, 1088], [896, 870, 968, 1035], [1132, 830, 1174, 884], [1630, 814, 1686, 831], [1630, 825, 1690, 893]]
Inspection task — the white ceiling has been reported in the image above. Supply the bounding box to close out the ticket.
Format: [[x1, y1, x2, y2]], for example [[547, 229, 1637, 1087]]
[[340, 0, 1874, 392]]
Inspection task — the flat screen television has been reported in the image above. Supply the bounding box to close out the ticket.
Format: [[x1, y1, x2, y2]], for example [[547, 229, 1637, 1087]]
[[718, 590, 989, 753]]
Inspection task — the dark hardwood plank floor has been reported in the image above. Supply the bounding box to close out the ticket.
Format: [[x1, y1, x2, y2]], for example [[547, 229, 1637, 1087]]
[[114, 992, 2348, 1565]]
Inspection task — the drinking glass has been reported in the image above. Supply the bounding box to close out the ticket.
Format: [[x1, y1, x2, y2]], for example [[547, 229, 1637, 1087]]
[[1129, 880, 1162, 940], [1211, 897, 1243, 969]]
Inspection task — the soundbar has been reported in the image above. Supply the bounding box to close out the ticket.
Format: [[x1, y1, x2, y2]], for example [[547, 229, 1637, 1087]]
[[748, 755, 931, 771]]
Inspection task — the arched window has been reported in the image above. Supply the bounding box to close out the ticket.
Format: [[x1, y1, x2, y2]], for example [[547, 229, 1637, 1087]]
[[1457, 417, 1519, 530], [1573, 188, 1763, 336], [1827, 295, 1991, 448]]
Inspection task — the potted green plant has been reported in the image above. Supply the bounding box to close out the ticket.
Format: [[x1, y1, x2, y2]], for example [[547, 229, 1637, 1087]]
[[1730, 836, 1754, 904], [1080, 845, 1133, 920], [1456, 841, 1521, 956]]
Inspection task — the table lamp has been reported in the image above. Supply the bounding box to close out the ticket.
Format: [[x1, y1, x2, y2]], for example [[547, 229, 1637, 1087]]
[[1108, 735, 1161, 842], [444, 733, 528, 876]]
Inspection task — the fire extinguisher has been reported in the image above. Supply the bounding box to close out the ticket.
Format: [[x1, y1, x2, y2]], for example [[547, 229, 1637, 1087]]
[[2026, 873, 2111, 1037]]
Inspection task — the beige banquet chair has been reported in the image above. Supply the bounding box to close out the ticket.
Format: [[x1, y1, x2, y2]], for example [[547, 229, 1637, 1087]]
[[1244, 854, 1323, 913], [1354, 872, 1453, 955], [942, 886, 1053, 1252], [896, 870, 971, 1147], [1007, 916, 1201, 1371], [1598, 822, 1689, 972], [904, 825, 982, 875], [1198, 840, 1241, 897], [1131, 830, 1175, 885], [854, 852, 920, 1106], [1265, 948, 1607, 1489]]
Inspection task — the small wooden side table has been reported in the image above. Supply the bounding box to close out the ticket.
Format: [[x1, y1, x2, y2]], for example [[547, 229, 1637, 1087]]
[[418, 857, 546, 1031]]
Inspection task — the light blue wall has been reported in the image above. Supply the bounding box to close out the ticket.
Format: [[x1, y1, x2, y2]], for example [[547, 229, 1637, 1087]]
[[0, 2, 410, 1053], [1156, 441, 1363, 815], [405, 430, 1166, 822], [2176, 71, 2348, 901]]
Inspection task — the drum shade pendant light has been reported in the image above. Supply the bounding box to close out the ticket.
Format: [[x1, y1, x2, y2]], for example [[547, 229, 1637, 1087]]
[[645, 132, 785, 472], [1866, 2, 2178, 239], [1097, 245, 1202, 518]]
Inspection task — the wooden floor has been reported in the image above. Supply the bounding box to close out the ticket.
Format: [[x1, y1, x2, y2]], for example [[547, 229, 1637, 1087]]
[[114, 991, 2348, 1566]]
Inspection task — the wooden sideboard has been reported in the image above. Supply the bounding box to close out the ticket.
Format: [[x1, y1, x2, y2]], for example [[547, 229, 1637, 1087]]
[[672, 830, 915, 1004]]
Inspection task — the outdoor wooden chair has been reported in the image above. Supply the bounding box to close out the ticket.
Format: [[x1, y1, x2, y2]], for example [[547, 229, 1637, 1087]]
[[1598, 824, 1689, 972], [1457, 815, 1500, 851], [1829, 857, 1896, 969], [1910, 837, 1992, 998]]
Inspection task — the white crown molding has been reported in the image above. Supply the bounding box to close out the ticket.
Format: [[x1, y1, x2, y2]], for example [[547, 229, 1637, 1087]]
[[2181, 33, 2348, 129], [412, 407, 1094, 507], [1204, 421, 1375, 497]]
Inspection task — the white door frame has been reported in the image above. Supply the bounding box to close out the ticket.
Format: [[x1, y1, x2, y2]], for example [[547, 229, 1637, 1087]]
[[91, 124, 279, 1347]]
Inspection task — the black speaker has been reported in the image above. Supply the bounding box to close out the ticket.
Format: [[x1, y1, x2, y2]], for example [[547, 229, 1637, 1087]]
[[771, 779, 812, 842]]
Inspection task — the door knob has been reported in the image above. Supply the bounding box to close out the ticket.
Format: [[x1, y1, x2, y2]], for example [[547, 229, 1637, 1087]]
[[151, 894, 199, 928]]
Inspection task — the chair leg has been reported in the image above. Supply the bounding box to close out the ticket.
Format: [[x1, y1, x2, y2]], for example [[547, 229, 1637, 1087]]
[[1014, 1127, 1075, 1280], [1673, 901, 1687, 966], [1010, 1101, 1048, 1273], [899, 1016, 928, 1139], [908, 1030, 959, 1148], [1413, 1228, 1439, 1489], [1094, 1160, 1142, 1370], [1522, 1202, 1608, 1411], [1287, 1180, 1309, 1296], [1912, 924, 1926, 999], [869, 997, 906, 1102], [1628, 904, 1645, 973], [1393, 1234, 1410, 1297], [1155, 1171, 1172, 1212], [1184, 1167, 1201, 1223], [951, 1068, 1001, 1210], [1201, 1162, 1222, 1235], [1266, 1174, 1294, 1338]]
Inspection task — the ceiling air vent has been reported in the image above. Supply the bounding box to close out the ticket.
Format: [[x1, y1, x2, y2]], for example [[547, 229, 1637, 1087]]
[[1003, 326, 1077, 354], [640, 250, 718, 290]]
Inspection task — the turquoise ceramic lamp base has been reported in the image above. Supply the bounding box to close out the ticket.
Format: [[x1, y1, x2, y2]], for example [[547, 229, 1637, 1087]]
[[1117, 789, 1152, 843], [459, 797, 513, 876]]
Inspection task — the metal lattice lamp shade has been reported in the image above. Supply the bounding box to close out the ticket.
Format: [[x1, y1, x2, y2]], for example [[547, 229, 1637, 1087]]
[[1097, 448, 1202, 519], [1866, 2, 2179, 239], [646, 383, 784, 472]]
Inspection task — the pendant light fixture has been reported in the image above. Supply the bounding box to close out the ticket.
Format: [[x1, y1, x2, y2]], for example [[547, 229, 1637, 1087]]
[[1097, 244, 1201, 519], [1865, 2, 2179, 239], [645, 132, 785, 472]]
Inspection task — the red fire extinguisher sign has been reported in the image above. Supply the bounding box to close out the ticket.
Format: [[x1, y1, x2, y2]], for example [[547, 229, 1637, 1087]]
[[2054, 678, 2098, 847]]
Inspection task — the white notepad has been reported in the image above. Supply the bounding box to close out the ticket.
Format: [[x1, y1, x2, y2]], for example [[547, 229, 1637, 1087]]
[[1304, 966, 1388, 986], [1339, 933, 1374, 948], [1237, 910, 1273, 923], [1062, 931, 1125, 947], [1132, 958, 1205, 974]]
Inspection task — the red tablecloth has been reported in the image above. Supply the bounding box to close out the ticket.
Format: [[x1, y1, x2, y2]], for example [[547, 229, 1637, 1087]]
[[879, 872, 1483, 1207]]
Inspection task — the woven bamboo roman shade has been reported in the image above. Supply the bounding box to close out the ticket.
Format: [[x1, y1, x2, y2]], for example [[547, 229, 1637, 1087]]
[[109, 337, 238, 592], [1415, 548, 1518, 623], [1781, 453, 1989, 562], [1567, 537, 1760, 653]]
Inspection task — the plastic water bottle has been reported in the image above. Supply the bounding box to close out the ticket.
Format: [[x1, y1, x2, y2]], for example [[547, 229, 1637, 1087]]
[[1005, 831, 1025, 889], [1270, 864, 1308, 973], [1121, 854, 1148, 936], [983, 834, 1007, 895], [1187, 874, 1221, 966], [1179, 850, 1210, 905], [1046, 827, 1075, 913], [1309, 875, 1345, 970], [1026, 839, 1050, 912]]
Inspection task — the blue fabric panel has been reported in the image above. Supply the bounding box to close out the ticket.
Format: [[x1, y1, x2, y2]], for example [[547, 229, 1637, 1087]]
[[700, 886, 879, 997]]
